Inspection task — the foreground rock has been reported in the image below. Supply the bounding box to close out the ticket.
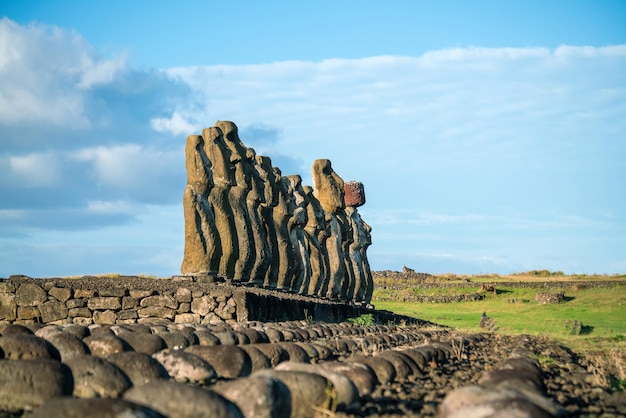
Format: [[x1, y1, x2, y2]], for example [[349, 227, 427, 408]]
[[0, 319, 622, 417]]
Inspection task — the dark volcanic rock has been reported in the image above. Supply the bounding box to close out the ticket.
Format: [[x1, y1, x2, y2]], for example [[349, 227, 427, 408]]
[[0, 359, 72, 412], [124, 380, 243, 418], [29, 397, 165, 418], [64, 356, 131, 398]]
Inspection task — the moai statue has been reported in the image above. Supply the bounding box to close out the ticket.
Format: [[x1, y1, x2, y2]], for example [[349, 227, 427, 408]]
[[344, 181, 372, 303], [286, 175, 312, 294], [202, 126, 238, 279], [246, 148, 272, 285], [302, 186, 330, 296], [312, 159, 347, 299], [362, 218, 374, 304], [254, 156, 278, 288], [181, 134, 220, 275], [273, 167, 298, 290], [216, 121, 256, 282]]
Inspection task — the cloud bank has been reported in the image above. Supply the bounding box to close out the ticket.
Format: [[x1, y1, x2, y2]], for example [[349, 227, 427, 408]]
[[1, 18, 625, 276]]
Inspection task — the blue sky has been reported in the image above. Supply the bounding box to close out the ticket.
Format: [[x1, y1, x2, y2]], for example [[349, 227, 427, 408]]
[[1, 1, 625, 277]]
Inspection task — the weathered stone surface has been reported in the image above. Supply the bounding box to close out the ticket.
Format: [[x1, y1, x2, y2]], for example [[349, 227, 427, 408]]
[[238, 345, 272, 372], [129, 289, 153, 298], [439, 385, 557, 418], [66, 298, 86, 309], [312, 159, 345, 214], [29, 398, 165, 418], [175, 313, 201, 324], [93, 309, 117, 325], [194, 329, 220, 346], [69, 307, 92, 318], [138, 306, 176, 319], [175, 287, 192, 303], [45, 331, 89, 360], [347, 355, 396, 384], [84, 334, 128, 357], [185, 345, 252, 378], [48, 286, 72, 302], [155, 331, 190, 349], [141, 295, 178, 309], [0, 359, 72, 412], [88, 297, 121, 310], [213, 375, 291, 418], [277, 342, 311, 363], [0, 334, 60, 360], [117, 331, 166, 354], [3, 323, 34, 335], [255, 369, 337, 418], [107, 351, 169, 386], [16, 283, 47, 306], [344, 180, 366, 207], [0, 292, 17, 321], [39, 300, 68, 322], [319, 360, 378, 397], [276, 361, 359, 408], [64, 356, 131, 398], [98, 288, 127, 297], [153, 349, 217, 385], [17, 305, 40, 320], [74, 289, 96, 298], [191, 295, 217, 316], [124, 380, 244, 418]]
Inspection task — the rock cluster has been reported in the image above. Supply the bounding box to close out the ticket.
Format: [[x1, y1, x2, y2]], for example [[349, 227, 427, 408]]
[[0, 319, 447, 417], [181, 121, 373, 303], [440, 342, 567, 417], [1, 318, 622, 417]]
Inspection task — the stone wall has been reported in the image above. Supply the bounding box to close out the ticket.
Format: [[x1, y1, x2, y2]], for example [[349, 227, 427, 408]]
[[0, 276, 421, 327]]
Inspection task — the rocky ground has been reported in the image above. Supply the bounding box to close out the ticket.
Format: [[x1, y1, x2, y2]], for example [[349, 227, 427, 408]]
[[1, 318, 624, 417]]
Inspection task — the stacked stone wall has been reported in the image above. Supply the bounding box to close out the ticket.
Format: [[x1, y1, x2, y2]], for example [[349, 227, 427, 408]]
[[0, 276, 421, 327]]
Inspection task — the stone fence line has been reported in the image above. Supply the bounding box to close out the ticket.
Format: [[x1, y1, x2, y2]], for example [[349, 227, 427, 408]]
[[0, 277, 421, 327]]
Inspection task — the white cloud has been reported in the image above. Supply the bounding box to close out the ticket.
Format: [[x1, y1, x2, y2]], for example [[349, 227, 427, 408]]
[[0, 18, 127, 128], [151, 112, 199, 136], [70, 144, 182, 191], [9, 152, 62, 187]]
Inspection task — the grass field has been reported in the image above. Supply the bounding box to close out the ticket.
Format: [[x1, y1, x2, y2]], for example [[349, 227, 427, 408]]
[[373, 281, 626, 353]]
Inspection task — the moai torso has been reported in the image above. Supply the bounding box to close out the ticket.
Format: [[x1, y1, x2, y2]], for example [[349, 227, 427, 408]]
[[202, 126, 238, 279], [181, 134, 220, 274], [216, 121, 256, 282], [312, 159, 347, 299]]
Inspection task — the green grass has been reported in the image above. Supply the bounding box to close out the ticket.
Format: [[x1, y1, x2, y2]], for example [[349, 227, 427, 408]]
[[373, 284, 626, 353]]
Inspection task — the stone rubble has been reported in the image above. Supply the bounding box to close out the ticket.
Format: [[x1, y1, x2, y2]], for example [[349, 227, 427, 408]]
[[1, 317, 622, 417]]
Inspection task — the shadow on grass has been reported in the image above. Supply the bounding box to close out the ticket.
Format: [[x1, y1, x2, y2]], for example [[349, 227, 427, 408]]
[[580, 325, 594, 335], [563, 296, 576, 302]]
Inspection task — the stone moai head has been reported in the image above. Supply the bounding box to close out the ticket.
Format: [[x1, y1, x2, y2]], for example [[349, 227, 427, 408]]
[[215, 120, 247, 163], [312, 159, 345, 214], [202, 126, 235, 187], [185, 134, 213, 195], [255, 155, 278, 207]]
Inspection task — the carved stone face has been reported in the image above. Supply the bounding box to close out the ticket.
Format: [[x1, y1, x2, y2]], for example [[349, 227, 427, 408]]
[[312, 159, 345, 214], [202, 126, 234, 187], [255, 155, 277, 207], [185, 134, 213, 194]]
